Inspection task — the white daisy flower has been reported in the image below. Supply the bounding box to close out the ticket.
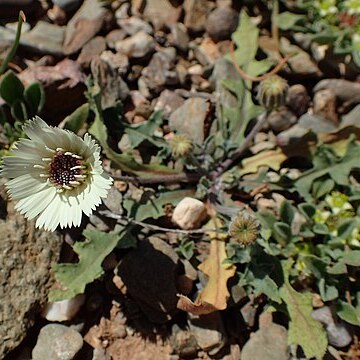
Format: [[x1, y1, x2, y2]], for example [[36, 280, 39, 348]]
[[0, 116, 113, 231]]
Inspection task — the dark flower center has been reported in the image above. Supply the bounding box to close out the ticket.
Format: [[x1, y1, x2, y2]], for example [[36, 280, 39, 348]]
[[48, 152, 85, 188]]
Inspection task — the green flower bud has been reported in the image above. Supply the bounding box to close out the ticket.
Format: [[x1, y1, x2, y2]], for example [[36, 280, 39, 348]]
[[169, 134, 193, 158], [257, 75, 289, 110], [228, 211, 260, 246]]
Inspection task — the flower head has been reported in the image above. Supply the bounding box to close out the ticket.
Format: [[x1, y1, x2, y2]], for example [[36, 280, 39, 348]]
[[169, 134, 193, 158], [228, 211, 260, 246], [0, 117, 113, 231], [257, 75, 289, 110]]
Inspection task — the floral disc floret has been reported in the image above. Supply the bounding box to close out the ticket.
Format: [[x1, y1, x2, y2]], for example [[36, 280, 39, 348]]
[[0, 117, 113, 231]]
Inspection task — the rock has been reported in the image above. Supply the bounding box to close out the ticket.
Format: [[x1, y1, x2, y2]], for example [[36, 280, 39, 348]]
[[193, 38, 221, 65], [53, 0, 81, 11], [168, 23, 189, 52], [63, 0, 109, 55], [141, 48, 178, 92], [172, 197, 207, 230], [312, 306, 352, 348], [18, 59, 86, 124], [206, 7, 239, 41], [32, 324, 83, 360], [117, 16, 152, 35], [115, 31, 155, 58], [169, 97, 211, 144], [114, 2, 130, 20], [170, 324, 198, 357], [188, 312, 227, 355], [105, 29, 126, 49], [280, 37, 322, 76], [100, 50, 129, 75], [313, 89, 338, 124], [143, 0, 182, 31], [154, 89, 185, 119], [91, 57, 129, 109], [0, 182, 62, 358], [259, 36, 322, 77], [77, 36, 106, 68], [103, 186, 123, 214], [184, 0, 212, 32], [314, 79, 360, 105], [21, 21, 65, 56], [267, 107, 297, 133], [41, 295, 86, 322], [286, 84, 310, 116], [241, 314, 289, 360], [115, 237, 180, 323]]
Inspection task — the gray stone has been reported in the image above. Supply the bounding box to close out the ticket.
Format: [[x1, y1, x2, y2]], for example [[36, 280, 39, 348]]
[[32, 324, 83, 360], [77, 36, 106, 68], [91, 57, 129, 109], [154, 89, 185, 119], [241, 323, 290, 360], [63, 0, 109, 55], [184, 0, 212, 32], [313, 89, 338, 124], [116, 237, 180, 323], [100, 50, 129, 75], [117, 16, 152, 35], [188, 312, 227, 355], [105, 29, 126, 49], [53, 0, 81, 11], [267, 107, 297, 133], [312, 307, 352, 348], [314, 79, 360, 105], [0, 183, 62, 358], [170, 324, 198, 357], [115, 31, 155, 58], [168, 23, 189, 52], [169, 97, 211, 144], [286, 84, 310, 116], [142, 48, 178, 92], [143, 0, 182, 31], [206, 7, 239, 41], [103, 187, 123, 215], [21, 21, 65, 56]]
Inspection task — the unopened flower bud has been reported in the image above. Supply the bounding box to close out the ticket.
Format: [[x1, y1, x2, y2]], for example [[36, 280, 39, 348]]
[[228, 211, 260, 246], [169, 134, 193, 158], [257, 75, 289, 110]]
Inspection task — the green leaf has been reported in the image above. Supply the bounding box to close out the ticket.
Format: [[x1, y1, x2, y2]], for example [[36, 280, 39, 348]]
[[24, 82, 45, 115], [273, 222, 292, 245], [298, 203, 316, 220], [342, 250, 360, 266], [49, 228, 128, 301], [125, 111, 164, 148], [295, 140, 360, 201], [124, 189, 195, 221], [277, 12, 305, 30], [337, 219, 356, 240], [10, 100, 27, 121], [279, 200, 295, 225], [63, 103, 89, 133], [318, 278, 338, 302], [336, 301, 360, 326], [312, 178, 335, 199], [280, 260, 327, 360], [252, 275, 281, 303], [0, 70, 24, 105], [231, 10, 259, 66], [88, 94, 178, 177]]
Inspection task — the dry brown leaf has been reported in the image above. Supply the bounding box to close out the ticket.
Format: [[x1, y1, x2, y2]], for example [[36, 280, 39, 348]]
[[196, 238, 236, 311], [176, 294, 218, 315]]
